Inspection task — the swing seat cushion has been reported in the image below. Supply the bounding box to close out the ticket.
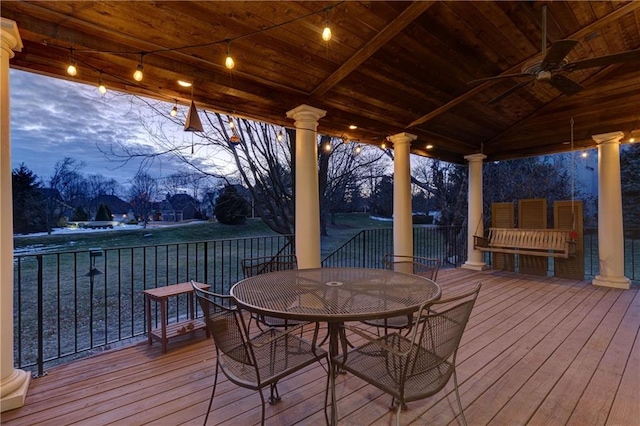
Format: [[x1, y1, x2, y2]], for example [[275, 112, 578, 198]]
[[474, 228, 576, 258]]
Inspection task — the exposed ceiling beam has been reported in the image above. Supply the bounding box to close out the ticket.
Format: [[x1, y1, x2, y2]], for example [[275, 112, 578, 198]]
[[405, 1, 640, 129], [311, 1, 435, 97]]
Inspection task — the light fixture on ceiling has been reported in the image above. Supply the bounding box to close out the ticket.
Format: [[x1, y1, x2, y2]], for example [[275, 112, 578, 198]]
[[322, 8, 332, 41], [98, 76, 107, 95], [170, 99, 178, 117], [67, 47, 77, 76], [178, 80, 192, 87], [133, 53, 144, 82], [225, 40, 235, 70], [349, 124, 357, 130], [426, 144, 434, 150], [184, 86, 203, 132]]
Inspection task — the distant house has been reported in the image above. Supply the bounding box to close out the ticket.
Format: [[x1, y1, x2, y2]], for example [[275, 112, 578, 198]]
[[200, 190, 220, 220], [160, 194, 200, 222], [92, 194, 134, 222]]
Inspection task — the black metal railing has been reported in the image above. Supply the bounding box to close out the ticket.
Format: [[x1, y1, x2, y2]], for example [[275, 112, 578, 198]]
[[13, 225, 639, 374], [320, 226, 467, 268], [14, 234, 294, 375]]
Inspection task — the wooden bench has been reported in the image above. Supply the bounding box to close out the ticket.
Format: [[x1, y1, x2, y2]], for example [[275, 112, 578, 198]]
[[474, 228, 576, 258]]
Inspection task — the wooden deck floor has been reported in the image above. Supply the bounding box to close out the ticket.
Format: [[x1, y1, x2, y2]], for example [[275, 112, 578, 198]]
[[2, 269, 639, 426]]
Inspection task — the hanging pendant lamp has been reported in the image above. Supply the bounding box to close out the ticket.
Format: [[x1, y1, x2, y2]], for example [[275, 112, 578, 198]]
[[184, 100, 203, 132]]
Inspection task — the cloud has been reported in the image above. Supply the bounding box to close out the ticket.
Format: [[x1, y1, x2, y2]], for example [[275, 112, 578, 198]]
[[10, 70, 194, 189]]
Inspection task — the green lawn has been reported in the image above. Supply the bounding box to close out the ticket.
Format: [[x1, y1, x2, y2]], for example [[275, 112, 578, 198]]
[[14, 213, 392, 254]]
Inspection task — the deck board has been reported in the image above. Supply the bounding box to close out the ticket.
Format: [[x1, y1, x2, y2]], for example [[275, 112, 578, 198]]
[[1, 269, 637, 426]]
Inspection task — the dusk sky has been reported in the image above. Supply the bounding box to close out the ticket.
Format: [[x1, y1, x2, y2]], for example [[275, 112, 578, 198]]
[[9, 69, 206, 189]]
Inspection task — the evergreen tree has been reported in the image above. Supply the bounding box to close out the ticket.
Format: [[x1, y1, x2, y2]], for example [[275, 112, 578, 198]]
[[71, 206, 89, 221], [214, 185, 250, 225], [95, 203, 112, 221], [12, 163, 46, 234]]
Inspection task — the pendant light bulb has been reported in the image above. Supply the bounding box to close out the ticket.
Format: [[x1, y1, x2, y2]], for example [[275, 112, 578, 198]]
[[98, 78, 107, 95], [67, 60, 77, 77], [170, 101, 178, 117], [629, 136, 635, 143], [277, 129, 283, 142], [225, 41, 235, 69], [66, 47, 77, 76], [229, 116, 235, 129], [355, 145, 362, 154], [133, 53, 144, 81], [322, 9, 332, 41]]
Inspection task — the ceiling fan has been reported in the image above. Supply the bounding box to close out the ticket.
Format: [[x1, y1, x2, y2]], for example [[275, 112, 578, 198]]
[[468, 5, 640, 104]]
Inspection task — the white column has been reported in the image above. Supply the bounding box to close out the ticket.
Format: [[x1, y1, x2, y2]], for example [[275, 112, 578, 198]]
[[462, 153, 488, 271], [592, 132, 630, 289], [388, 133, 416, 274], [286, 105, 326, 269], [0, 18, 30, 412]]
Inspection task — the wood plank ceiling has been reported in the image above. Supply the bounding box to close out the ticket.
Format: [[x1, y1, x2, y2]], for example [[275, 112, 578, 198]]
[[3, 1, 640, 163]]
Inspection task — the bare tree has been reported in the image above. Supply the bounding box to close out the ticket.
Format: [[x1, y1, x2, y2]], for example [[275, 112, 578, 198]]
[[128, 172, 159, 228], [102, 96, 389, 235]]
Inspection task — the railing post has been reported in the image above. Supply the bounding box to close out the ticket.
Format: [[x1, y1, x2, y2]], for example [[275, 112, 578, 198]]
[[36, 255, 45, 378], [361, 231, 366, 268]]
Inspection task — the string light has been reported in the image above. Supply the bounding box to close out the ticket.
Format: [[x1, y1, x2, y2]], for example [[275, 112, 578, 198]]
[[225, 40, 235, 70], [381, 142, 387, 149], [324, 141, 332, 152], [67, 48, 77, 76], [355, 145, 362, 154], [133, 53, 144, 81], [581, 150, 588, 158], [170, 99, 178, 117], [322, 8, 332, 41], [229, 116, 235, 130], [98, 76, 107, 95], [277, 128, 284, 142]]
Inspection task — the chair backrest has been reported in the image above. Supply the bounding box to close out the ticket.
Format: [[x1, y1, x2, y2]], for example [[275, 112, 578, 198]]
[[240, 254, 297, 278], [382, 254, 441, 281], [191, 281, 255, 366], [407, 284, 481, 378]]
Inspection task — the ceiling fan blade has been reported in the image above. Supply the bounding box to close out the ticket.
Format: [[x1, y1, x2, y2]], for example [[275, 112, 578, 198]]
[[468, 72, 533, 86], [540, 39, 579, 70], [487, 79, 533, 104], [548, 74, 584, 95], [563, 48, 640, 71]]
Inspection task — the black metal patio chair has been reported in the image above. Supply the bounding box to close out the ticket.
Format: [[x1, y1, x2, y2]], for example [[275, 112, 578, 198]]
[[334, 283, 481, 426], [362, 254, 441, 334], [240, 254, 307, 330], [191, 281, 329, 425]]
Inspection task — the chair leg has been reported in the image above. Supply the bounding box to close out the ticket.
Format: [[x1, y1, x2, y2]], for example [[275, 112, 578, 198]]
[[204, 361, 220, 425], [258, 389, 266, 426], [268, 382, 281, 404], [396, 399, 402, 426], [452, 367, 468, 426]]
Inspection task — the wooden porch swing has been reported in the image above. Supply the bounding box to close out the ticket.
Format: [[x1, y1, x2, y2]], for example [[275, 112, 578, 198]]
[[473, 118, 580, 260]]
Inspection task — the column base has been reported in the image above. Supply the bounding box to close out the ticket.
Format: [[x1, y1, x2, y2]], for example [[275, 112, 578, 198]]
[[592, 274, 631, 290], [0, 369, 31, 412], [461, 261, 489, 271]]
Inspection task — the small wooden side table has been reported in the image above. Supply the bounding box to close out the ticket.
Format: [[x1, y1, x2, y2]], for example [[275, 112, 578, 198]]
[[144, 282, 210, 353]]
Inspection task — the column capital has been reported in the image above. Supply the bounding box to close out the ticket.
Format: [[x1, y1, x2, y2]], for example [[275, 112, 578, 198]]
[[0, 18, 23, 57], [387, 132, 417, 146], [286, 104, 326, 123], [592, 131, 624, 145], [464, 153, 487, 163]]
